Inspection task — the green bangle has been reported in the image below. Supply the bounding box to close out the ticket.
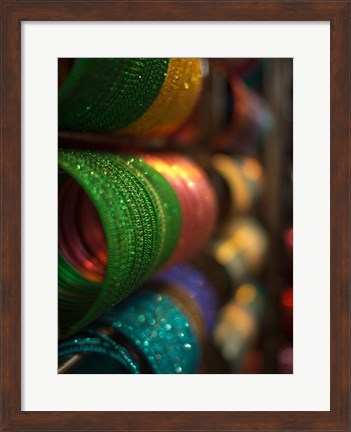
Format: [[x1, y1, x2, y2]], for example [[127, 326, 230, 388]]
[[116, 154, 182, 269], [58, 149, 181, 338], [58, 58, 169, 132], [86, 151, 181, 274]]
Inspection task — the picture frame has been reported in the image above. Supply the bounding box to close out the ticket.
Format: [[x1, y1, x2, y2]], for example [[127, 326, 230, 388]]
[[1, 1, 349, 431]]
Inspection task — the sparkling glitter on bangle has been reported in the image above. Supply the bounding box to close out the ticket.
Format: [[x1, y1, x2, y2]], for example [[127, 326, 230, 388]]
[[120, 58, 203, 136], [58, 327, 142, 374], [58, 150, 181, 339], [98, 287, 201, 374], [141, 153, 218, 266], [59, 58, 169, 132]]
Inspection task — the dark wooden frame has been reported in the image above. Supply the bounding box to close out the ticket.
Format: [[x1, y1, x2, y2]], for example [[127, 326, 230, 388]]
[[1, 1, 350, 431]]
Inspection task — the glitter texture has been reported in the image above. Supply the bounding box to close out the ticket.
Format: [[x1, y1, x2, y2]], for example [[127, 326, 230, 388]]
[[141, 153, 218, 266], [58, 287, 200, 374], [120, 58, 203, 136], [98, 288, 200, 373], [58, 58, 169, 132], [58, 327, 141, 374], [58, 149, 181, 338]]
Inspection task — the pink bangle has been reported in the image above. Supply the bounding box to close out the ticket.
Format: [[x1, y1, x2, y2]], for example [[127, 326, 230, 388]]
[[142, 153, 218, 266]]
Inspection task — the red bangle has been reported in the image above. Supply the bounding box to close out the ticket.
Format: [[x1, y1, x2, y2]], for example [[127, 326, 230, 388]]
[[59, 177, 106, 282], [213, 76, 272, 153]]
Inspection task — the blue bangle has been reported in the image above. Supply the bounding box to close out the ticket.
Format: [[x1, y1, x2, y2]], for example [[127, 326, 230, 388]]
[[154, 264, 219, 334]]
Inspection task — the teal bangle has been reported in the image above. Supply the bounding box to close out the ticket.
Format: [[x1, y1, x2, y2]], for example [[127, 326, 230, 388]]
[[58, 287, 201, 374], [58, 328, 141, 374], [58, 150, 181, 339], [58, 58, 169, 132], [98, 288, 200, 374]]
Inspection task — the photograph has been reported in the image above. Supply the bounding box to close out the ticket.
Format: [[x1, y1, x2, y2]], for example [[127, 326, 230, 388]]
[[57, 57, 293, 375]]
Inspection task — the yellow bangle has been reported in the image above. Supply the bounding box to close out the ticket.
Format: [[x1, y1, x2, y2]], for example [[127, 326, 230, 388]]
[[212, 154, 251, 215], [120, 58, 203, 136]]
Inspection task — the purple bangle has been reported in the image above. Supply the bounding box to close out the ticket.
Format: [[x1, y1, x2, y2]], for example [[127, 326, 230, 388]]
[[155, 264, 219, 334]]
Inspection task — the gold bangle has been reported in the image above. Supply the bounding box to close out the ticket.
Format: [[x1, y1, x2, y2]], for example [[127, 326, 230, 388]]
[[120, 58, 203, 136], [213, 154, 251, 215]]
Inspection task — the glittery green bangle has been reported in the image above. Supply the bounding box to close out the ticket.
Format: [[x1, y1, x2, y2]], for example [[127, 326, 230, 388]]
[[116, 154, 182, 269], [59, 150, 161, 336], [85, 151, 181, 274], [58, 150, 181, 339], [58, 253, 99, 301], [58, 58, 169, 132]]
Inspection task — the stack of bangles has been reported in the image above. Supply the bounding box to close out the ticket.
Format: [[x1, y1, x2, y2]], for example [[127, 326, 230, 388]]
[[154, 264, 219, 335], [213, 76, 272, 152], [214, 281, 266, 371], [212, 154, 263, 217], [58, 287, 201, 374], [141, 153, 217, 265], [211, 217, 269, 286], [58, 149, 217, 338], [58, 58, 203, 136], [59, 263, 219, 374]]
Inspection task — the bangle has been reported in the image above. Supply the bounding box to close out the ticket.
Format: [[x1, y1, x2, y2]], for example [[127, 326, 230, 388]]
[[212, 154, 263, 217], [158, 281, 205, 344], [211, 240, 246, 287], [236, 156, 264, 204], [212, 154, 252, 216], [58, 287, 200, 374], [58, 327, 142, 374], [191, 253, 233, 306], [211, 217, 268, 285], [58, 150, 181, 338], [120, 58, 203, 136], [115, 154, 182, 269], [58, 58, 169, 132], [98, 287, 200, 374], [59, 150, 156, 335], [214, 301, 258, 367], [155, 264, 219, 334], [223, 217, 268, 276], [234, 281, 266, 319], [59, 176, 106, 282], [214, 281, 265, 369], [203, 166, 232, 223], [142, 153, 218, 265], [214, 76, 272, 152]]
